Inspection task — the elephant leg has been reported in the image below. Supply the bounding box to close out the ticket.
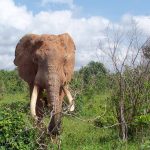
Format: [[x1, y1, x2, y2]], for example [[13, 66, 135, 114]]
[[29, 83, 34, 99], [59, 87, 66, 111], [59, 87, 65, 102], [36, 89, 45, 122], [63, 85, 75, 112]]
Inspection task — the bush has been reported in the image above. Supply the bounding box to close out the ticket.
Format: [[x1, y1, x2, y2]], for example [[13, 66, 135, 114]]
[[0, 70, 28, 94], [0, 102, 38, 150]]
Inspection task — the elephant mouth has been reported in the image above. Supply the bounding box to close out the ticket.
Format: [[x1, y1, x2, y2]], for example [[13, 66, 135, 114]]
[[30, 84, 75, 121]]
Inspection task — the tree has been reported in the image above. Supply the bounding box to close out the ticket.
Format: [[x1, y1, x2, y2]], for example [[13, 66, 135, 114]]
[[79, 61, 108, 93], [69, 61, 108, 113], [98, 22, 150, 140], [142, 38, 150, 60]]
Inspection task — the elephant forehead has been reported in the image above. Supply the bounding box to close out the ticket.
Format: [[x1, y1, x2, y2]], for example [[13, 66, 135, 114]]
[[41, 40, 66, 52], [36, 43, 65, 60], [40, 34, 56, 40]]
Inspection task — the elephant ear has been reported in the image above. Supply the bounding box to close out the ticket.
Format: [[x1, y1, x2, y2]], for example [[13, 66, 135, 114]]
[[59, 33, 76, 83], [14, 34, 40, 84]]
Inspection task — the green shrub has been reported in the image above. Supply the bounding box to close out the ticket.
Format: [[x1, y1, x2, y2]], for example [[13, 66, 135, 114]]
[[0, 102, 38, 150], [0, 70, 28, 94], [141, 139, 150, 150]]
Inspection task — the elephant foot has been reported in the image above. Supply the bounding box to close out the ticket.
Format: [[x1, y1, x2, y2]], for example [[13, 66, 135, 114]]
[[48, 123, 61, 136]]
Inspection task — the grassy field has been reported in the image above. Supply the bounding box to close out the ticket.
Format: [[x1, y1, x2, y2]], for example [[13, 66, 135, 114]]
[[0, 92, 145, 150]]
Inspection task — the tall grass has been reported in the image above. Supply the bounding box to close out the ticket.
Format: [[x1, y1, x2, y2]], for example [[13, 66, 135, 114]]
[[0, 93, 143, 149]]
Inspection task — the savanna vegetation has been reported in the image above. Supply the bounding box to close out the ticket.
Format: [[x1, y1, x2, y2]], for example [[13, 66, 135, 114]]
[[0, 24, 150, 150], [0, 58, 150, 150]]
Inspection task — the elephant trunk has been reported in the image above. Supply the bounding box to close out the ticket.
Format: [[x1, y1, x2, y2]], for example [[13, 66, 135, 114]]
[[47, 74, 62, 135]]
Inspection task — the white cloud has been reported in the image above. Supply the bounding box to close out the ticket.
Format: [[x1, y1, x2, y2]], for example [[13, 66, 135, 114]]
[[0, 54, 14, 70], [132, 16, 150, 34], [0, 0, 32, 30], [41, 0, 74, 8], [0, 0, 150, 71], [0, 0, 110, 70], [122, 14, 150, 35]]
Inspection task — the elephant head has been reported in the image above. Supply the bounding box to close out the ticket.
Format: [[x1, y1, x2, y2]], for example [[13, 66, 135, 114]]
[[14, 33, 75, 135]]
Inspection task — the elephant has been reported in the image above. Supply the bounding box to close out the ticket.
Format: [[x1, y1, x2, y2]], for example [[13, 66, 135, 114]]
[[14, 33, 75, 135]]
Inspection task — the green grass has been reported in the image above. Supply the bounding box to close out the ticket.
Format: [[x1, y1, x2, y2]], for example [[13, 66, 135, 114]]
[[0, 93, 146, 149], [0, 92, 28, 104], [58, 92, 140, 149], [61, 117, 112, 150], [60, 115, 140, 150]]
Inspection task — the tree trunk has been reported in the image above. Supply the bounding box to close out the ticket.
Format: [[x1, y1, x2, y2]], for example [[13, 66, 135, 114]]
[[119, 76, 128, 140], [119, 100, 128, 140]]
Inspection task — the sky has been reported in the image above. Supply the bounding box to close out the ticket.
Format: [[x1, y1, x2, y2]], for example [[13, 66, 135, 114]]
[[0, 0, 150, 70]]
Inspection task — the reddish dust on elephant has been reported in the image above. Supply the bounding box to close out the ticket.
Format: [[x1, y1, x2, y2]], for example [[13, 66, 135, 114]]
[[14, 33, 76, 135]]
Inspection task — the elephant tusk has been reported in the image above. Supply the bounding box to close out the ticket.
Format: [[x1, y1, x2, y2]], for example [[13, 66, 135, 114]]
[[30, 85, 39, 120], [63, 86, 75, 112]]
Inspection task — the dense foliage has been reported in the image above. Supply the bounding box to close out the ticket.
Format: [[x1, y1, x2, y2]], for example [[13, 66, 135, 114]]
[[0, 69, 27, 95], [110, 65, 150, 139], [0, 102, 38, 150], [0, 61, 150, 149]]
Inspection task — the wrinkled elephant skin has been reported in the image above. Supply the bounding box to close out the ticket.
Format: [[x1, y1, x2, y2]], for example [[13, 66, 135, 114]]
[[14, 33, 75, 135]]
